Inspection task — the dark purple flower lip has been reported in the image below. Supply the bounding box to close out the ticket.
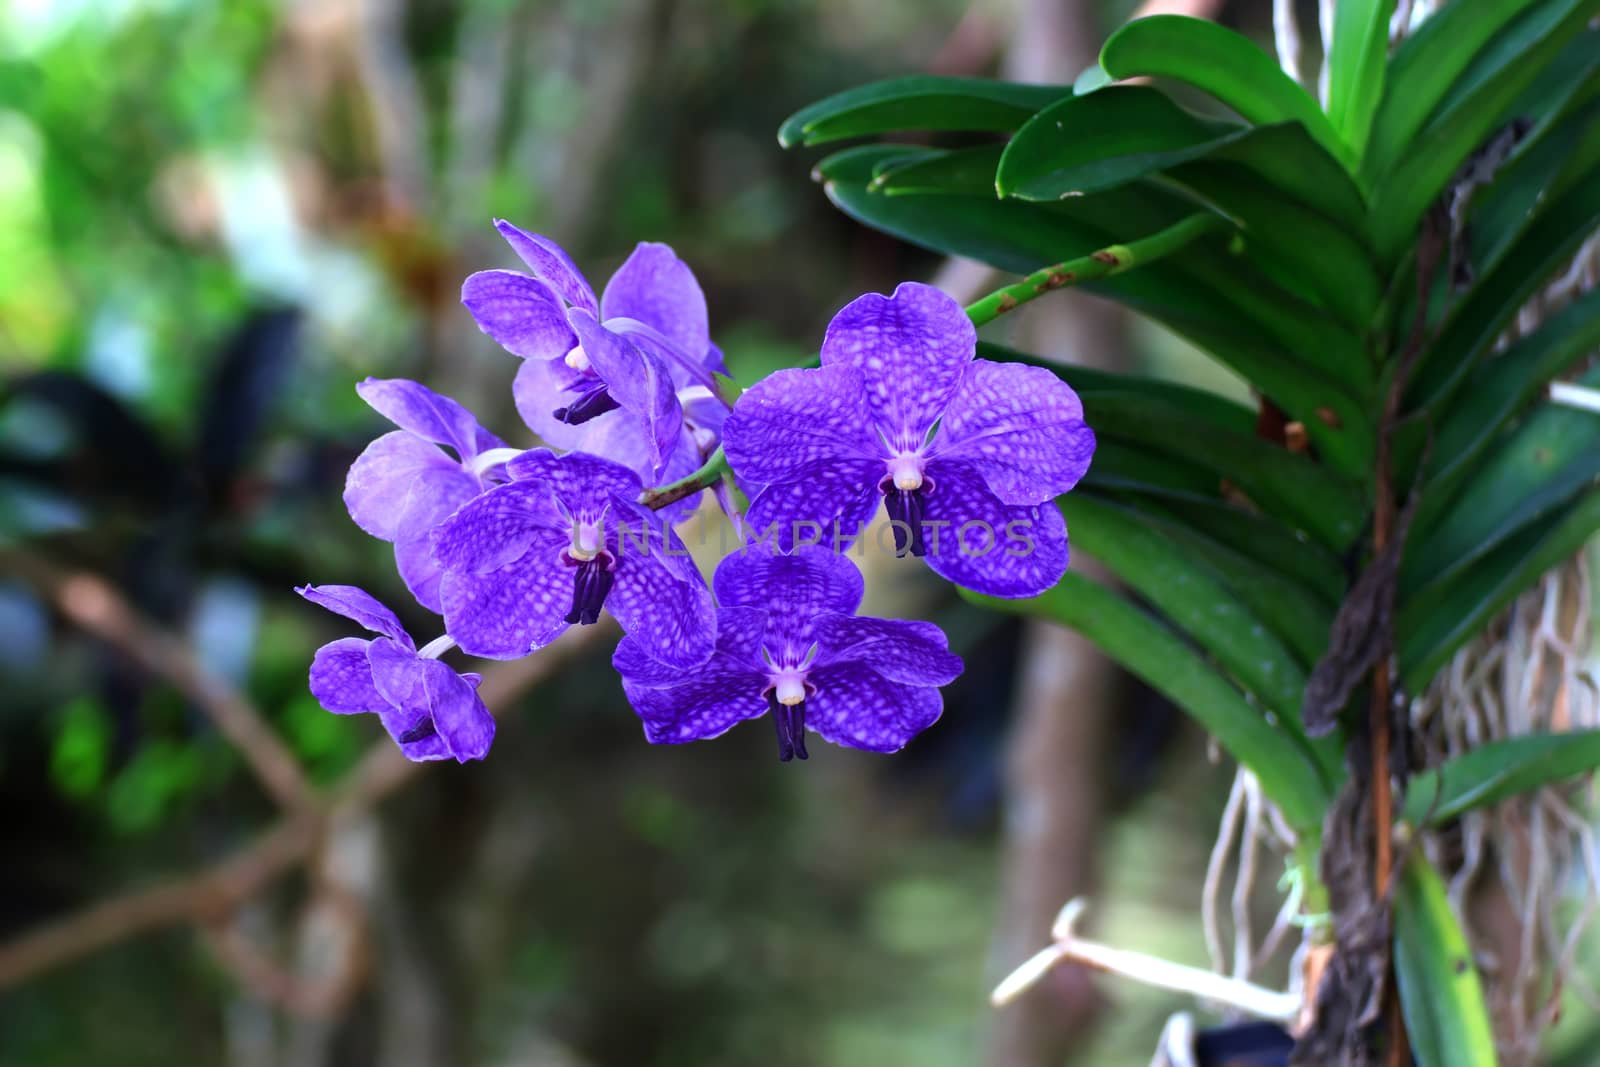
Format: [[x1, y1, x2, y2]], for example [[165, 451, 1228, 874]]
[[878, 470, 938, 557], [563, 546, 618, 625], [397, 718, 439, 744], [766, 690, 809, 762], [761, 645, 820, 762], [553, 377, 621, 425]]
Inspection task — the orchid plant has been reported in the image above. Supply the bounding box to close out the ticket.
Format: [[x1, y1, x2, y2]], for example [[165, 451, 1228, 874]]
[[302, 2, 1600, 1063]]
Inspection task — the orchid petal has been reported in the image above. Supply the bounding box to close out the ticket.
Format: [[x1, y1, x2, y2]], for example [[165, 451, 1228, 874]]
[[493, 220, 597, 313], [805, 662, 943, 753], [297, 584, 411, 646], [935, 359, 1095, 505]]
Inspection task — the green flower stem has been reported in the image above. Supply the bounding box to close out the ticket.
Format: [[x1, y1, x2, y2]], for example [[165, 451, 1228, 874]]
[[640, 446, 730, 510], [964, 213, 1232, 328]]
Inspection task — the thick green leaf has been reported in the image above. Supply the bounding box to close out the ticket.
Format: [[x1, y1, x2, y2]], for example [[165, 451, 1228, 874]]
[[1199, 123, 1369, 233], [1063, 494, 1313, 730], [1394, 855, 1497, 1067], [977, 343, 1258, 433], [1399, 489, 1600, 691], [1106, 492, 1335, 669], [871, 144, 1007, 196], [1405, 364, 1600, 597], [994, 92, 1379, 325], [1167, 159, 1381, 328], [1367, 0, 1531, 175], [964, 572, 1331, 829], [1413, 287, 1600, 507], [777, 76, 1069, 148], [1098, 16, 1353, 168], [1082, 440, 1224, 501], [1408, 158, 1600, 412], [812, 143, 932, 184], [1405, 731, 1600, 826], [994, 86, 1238, 199], [1466, 82, 1600, 280], [1132, 494, 1348, 605], [1325, 0, 1395, 159], [1077, 390, 1364, 550], [1366, 0, 1600, 262]]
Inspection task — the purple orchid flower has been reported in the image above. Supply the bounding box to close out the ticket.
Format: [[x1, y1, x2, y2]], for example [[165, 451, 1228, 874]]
[[299, 584, 494, 763], [721, 282, 1095, 598], [430, 448, 716, 666], [343, 379, 512, 613], [613, 543, 962, 761], [461, 220, 726, 485]]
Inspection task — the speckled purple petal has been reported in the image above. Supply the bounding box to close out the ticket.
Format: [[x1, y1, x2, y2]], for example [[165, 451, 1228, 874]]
[[511, 354, 595, 450], [712, 545, 863, 659], [713, 541, 863, 615], [309, 637, 386, 714], [600, 242, 709, 366], [364, 638, 448, 760], [494, 219, 598, 313], [722, 365, 880, 486], [744, 459, 883, 551], [297, 584, 411, 646], [805, 663, 943, 753], [386, 472, 482, 613], [606, 539, 716, 669], [934, 359, 1095, 505], [439, 556, 571, 659], [432, 481, 565, 577], [567, 308, 681, 474], [622, 666, 769, 745], [461, 269, 577, 363], [505, 448, 645, 516], [343, 432, 464, 541], [812, 614, 963, 686], [919, 460, 1068, 597], [614, 605, 768, 688], [820, 282, 974, 446], [420, 659, 495, 762], [356, 378, 501, 461]]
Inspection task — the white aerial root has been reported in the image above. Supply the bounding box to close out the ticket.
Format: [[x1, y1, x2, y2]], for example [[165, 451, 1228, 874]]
[[990, 899, 1301, 1023]]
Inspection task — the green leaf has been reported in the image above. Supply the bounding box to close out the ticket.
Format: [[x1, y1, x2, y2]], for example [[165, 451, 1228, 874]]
[[1167, 158, 1382, 328], [1098, 15, 1353, 169], [872, 144, 1007, 196], [994, 92, 1380, 325], [1399, 489, 1600, 691], [812, 143, 935, 184], [1405, 364, 1600, 597], [1130, 493, 1348, 605], [1405, 731, 1600, 827], [1063, 494, 1314, 732], [1414, 287, 1600, 508], [1367, 0, 1531, 175], [994, 86, 1238, 200], [1465, 80, 1600, 279], [1408, 158, 1600, 413], [1325, 0, 1396, 160], [1082, 440, 1225, 501], [1076, 389, 1365, 550], [1394, 854, 1497, 1067], [777, 76, 1069, 148], [1074, 390, 1352, 525], [1106, 493, 1335, 670], [979, 345, 1257, 435], [964, 571, 1331, 829], [1366, 0, 1600, 262]]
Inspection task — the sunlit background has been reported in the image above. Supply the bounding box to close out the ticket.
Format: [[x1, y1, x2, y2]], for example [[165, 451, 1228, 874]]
[[2, 2, 1596, 1065]]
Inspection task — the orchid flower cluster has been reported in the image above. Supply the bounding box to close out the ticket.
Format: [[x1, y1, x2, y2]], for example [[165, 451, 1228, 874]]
[[301, 221, 1096, 763]]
